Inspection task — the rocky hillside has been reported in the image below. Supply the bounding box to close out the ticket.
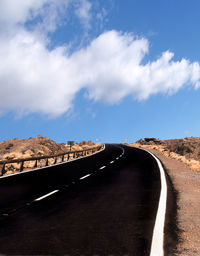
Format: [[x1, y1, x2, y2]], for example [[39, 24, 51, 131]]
[[135, 137, 200, 161], [128, 137, 200, 171], [164, 137, 200, 161], [0, 136, 99, 176], [0, 135, 96, 161]]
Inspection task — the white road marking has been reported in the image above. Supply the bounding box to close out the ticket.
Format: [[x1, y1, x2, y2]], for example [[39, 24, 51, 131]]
[[116, 157, 119, 160], [34, 190, 59, 201], [144, 150, 167, 256], [79, 174, 91, 180], [110, 161, 114, 164], [2, 213, 9, 216], [124, 144, 167, 256], [99, 166, 106, 170]]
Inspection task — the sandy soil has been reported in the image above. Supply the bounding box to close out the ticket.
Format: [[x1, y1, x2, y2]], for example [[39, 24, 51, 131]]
[[140, 147, 200, 255]]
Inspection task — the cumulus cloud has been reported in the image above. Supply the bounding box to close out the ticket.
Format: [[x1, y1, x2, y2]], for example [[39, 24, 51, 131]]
[[0, 31, 77, 117], [0, 0, 47, 25], [0, 1, 200, 117], [70, 31, 200, 103]]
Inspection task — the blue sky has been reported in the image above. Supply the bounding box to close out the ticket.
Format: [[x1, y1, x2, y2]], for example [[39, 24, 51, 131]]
[[1, 0, 200, 143]]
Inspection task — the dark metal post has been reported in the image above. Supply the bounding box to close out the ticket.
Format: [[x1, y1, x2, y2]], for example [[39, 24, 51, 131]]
[[46, 158, 49, 166], [1, 164, 6, 176], [62, 155, 65, 162], [20, 161, 24, 172], [34, 160, 37, 168]]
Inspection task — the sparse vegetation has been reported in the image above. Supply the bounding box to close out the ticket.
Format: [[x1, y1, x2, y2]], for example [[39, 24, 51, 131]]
[[127, 137, 200, 171], [0, 136, 99, 175]]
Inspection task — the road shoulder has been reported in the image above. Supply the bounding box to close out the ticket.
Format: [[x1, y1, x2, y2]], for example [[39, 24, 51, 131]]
[[147, 148, 200, 256]]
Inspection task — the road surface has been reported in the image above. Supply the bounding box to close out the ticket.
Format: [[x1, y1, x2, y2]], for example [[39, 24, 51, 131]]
[[0, 144, 170, 255]]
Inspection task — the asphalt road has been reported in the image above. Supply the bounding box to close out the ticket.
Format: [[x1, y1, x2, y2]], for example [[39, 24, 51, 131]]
[[0, 144, 162, 255]]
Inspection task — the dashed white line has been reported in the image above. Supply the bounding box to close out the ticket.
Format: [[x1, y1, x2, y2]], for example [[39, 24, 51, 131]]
[[2, 213, 9, 216], [110, 161, 114, 164], [99, 166, 106, 170], [116, 157, 119, 160], [34, 190, 59, 201], [79, 174, 91, 180]]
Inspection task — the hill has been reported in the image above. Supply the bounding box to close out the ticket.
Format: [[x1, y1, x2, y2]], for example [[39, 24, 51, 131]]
[[127, 137, 200, 171], [0, 135, 98, 176]]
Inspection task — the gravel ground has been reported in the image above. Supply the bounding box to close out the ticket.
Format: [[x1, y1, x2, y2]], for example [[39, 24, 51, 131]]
[[148, 149, 200, 256]]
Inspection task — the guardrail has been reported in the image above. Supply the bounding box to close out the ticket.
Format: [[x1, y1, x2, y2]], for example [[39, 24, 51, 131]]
[[0, 144, 104, 176]]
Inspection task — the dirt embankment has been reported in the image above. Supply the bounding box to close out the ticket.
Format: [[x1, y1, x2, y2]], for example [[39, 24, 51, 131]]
[[147, 148, 200, 256], [127, 137, 200, 172], [0, 135, 100, 176]]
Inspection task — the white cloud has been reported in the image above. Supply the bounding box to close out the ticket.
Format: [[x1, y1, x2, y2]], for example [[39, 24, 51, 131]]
[[0, 0, 72, 35], [0, 1, 200, 117], [96, 8, 108, 29], [33, 0, 71, 34], [0, 0, 48, 26], [0, 28, 83, 117], [74, 0, 92, 29], [72, 31, 200, 103]]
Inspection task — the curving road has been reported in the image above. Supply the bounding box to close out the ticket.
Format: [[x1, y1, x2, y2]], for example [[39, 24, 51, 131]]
[[0, 144, 169, 255]]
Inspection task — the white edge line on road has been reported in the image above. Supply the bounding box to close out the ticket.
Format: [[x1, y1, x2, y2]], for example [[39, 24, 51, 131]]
[[110, 161, 114, 164], [79, 174, 91, 180], [99, 166, 106, 170], [34, 190, 59, 201], [144, 149, 167, 256], [0, 144, 106, 179], [124, 144, 167, 256]]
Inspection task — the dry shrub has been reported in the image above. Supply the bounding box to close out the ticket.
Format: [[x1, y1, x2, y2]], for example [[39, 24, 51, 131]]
[[0, 137, 101, 176], [127, 143, 200, 172], [23, 160, 36, 169], [71, 145, 83, 151], [188, 159, 200, 171]]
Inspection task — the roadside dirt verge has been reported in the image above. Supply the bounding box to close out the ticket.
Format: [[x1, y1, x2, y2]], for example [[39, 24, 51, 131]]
[[146, 148, 200, 255]]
